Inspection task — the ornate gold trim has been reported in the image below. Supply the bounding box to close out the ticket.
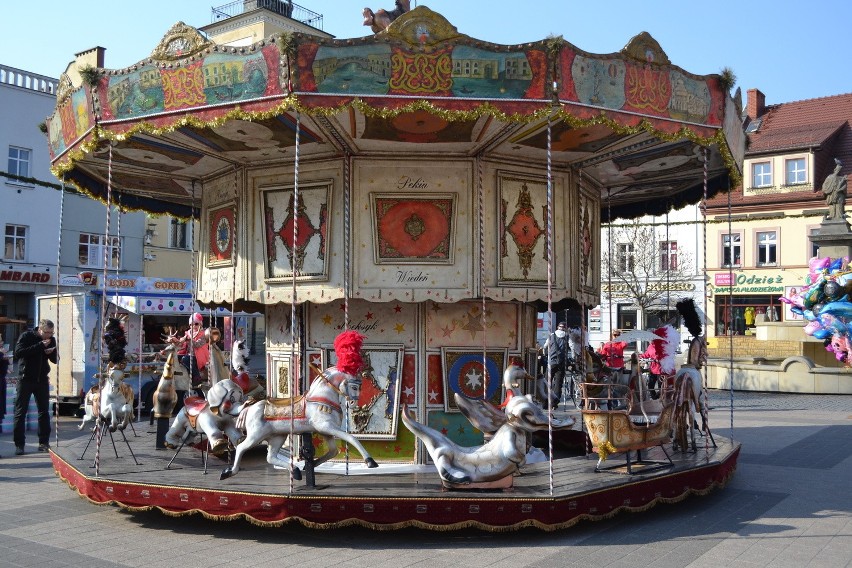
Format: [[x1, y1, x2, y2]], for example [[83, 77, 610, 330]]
[[149, 22, 214, 62]]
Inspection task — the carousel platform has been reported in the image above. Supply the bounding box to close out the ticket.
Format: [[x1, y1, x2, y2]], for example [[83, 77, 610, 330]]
[[50, 419, 740, 531]]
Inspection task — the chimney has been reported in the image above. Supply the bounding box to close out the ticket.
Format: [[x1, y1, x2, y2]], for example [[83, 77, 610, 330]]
[[746, 88, 765, 120], [74, 47, 106, 69]]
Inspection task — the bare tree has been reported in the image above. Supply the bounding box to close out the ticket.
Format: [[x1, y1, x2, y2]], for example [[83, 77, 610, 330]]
[[600, 218, 696, 330]]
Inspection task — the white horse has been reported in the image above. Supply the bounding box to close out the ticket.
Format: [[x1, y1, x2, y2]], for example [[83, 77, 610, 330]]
[[99, 367, 133, 433], [670, 337, 711, 451], [220, 366, 378, 481], [164, 344, 248, 455]]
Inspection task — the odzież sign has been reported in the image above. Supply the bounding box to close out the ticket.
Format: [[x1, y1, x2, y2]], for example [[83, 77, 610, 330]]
[[712, 271, 784, 294]]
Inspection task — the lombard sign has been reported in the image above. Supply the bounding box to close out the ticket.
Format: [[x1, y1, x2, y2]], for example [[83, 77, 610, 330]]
[[0, 269, 52, 284], [712, 271, 784, 294]]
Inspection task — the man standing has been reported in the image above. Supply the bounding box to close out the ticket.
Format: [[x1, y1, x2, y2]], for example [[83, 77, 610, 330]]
[[13, 319, 57, 455], [540, 322, 570, 410]]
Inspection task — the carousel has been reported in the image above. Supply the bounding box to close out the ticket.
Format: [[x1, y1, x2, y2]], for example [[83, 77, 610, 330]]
[[44, 4, 743, 530]]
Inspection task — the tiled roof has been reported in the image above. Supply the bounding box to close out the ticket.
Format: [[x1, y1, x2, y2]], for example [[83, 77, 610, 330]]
[[707, 92, 852, 211], [747, 92, 852, 158], [747, 121, 844, 153]]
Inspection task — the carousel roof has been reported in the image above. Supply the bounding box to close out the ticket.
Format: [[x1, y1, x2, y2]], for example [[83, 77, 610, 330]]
[[46, 6, 743, 221]]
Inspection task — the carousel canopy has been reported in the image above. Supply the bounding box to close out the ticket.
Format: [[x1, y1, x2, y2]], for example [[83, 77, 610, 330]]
[[46, 6, 743, 221]]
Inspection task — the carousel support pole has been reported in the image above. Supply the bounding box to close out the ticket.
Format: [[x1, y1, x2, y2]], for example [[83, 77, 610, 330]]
[[107, 429, 119, 458], [165, 429, 193, 469], [127, 417, 138, 437], [299, 431, 316, 487], [118, 427, 141, 465], [78, 421, 100, 460]]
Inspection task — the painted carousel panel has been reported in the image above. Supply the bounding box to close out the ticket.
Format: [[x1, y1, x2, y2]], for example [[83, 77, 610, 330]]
[[261, 181, 331, 280], [498, 173, 550, 284], [425, 301, 519, 350], [264, 304, 296, 349], [578, 188, 600, 294], [370, 192, 456, 264], [307, 300, 417, 349], [98, 44, 283, 121], [426, 408, 485, 451], [441, 347, 507, 412], [267, 352, 297, 399], [323, 344, 405, 440], [558, 42, 724, 127], [353, 161, 473, 302], [207, 202, 236, 267]]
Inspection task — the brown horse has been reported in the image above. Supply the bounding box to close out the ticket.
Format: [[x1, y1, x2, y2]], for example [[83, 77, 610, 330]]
[[363, 0, 410, 33]]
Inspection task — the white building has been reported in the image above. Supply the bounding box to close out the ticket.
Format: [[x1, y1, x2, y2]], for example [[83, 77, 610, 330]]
[[1, 64, 145, 342], [591, 203, 707, 350]]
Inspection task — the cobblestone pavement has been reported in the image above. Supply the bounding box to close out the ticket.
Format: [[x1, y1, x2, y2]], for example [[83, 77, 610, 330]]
[[0, 391, 850, 568]]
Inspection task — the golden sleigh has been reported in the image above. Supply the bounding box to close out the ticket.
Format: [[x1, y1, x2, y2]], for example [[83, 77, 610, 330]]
[[580, 379, 675, 474]]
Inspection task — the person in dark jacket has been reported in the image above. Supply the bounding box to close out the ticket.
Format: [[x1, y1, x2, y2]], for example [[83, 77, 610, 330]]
[[0, 333, 9, 458], [538, 322, 571, 410], [13, 319, 57, 455]]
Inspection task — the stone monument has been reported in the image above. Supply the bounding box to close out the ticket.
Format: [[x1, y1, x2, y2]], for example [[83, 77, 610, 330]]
[[811, 158, 851, 259]]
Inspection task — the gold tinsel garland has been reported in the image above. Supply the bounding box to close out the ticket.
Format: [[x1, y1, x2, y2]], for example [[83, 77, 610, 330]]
[[50, 92, 742, 218]]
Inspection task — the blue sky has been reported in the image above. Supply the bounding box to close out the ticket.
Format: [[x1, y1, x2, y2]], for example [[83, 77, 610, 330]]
[[3, 0, 850, 106]]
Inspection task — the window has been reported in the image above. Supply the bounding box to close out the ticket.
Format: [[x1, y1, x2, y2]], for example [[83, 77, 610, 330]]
[[78, 233, 121, 269], [659, 240, 678, 272], [785, 158, 806, 185], [4, 224, 26, 261], [751, 161, 772, 188], [722, 233, 741, 267], [7, 146, 32, 186], [617, 242, 635, 272], [169, 218, 189, 250], [756, 231, 777, 266]]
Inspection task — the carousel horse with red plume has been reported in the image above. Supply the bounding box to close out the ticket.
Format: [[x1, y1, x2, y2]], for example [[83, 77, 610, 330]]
[[220, 331, 378, 481]]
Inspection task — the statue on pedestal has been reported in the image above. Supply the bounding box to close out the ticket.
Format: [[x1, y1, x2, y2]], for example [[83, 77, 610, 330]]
[[819, 158, 847, 221]]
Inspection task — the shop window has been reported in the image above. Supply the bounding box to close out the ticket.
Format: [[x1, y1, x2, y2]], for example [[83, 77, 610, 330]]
[[721, 233, 741, 267], [617, 242, 634, 272], [751, 161, 772, 188], [785, 158, 806, 186], [4, 224, 27, 261], [659, 240, 677, 272], [716, 295, 781, 335], [756, 231, 777, 266], [79, 233, 121, 269]]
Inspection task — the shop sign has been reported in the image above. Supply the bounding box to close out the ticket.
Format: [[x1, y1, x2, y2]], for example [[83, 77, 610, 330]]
[[0, 269, 52, 284], [711, 271, 784, 294]]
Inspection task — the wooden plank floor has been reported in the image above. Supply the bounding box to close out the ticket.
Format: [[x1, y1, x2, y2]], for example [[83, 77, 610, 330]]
[[54, 421, 738, 502]]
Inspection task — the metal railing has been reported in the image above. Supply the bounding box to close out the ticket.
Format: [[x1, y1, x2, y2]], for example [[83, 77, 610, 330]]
[[211, 1, 323, 30], [0, 64, 57, 95]]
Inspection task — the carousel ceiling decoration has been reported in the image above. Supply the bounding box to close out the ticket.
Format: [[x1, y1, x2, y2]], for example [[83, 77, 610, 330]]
[[46, 6, 743, 220]]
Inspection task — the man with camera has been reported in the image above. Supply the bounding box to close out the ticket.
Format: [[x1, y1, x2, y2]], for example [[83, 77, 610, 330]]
[[13, 319, 58, 455]]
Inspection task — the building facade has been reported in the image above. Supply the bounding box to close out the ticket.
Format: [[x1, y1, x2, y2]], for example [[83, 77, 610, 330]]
[[0, 64, 191, 344], [705, 89, 852, 340], [592, 204, 706, 350]]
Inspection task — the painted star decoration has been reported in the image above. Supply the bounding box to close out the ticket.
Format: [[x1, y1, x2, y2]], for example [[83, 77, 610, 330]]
[[465, 368, 483, 390]]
